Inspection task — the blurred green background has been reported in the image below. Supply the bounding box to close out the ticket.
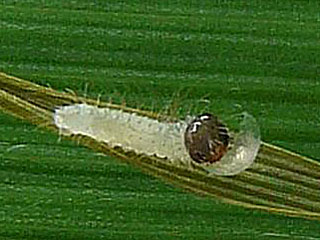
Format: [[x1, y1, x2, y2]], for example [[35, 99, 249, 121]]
[[0, 1, 319, 239]]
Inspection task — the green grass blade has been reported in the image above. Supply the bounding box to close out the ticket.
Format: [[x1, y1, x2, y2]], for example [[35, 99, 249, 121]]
[[1, 72, 319, 221]]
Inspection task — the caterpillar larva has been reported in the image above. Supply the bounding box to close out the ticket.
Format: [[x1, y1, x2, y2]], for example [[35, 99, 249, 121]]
[[54, 104, 260, 176]]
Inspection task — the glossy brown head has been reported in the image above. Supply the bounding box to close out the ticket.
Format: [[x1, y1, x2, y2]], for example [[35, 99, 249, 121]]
[[184, 113, 230, 164]]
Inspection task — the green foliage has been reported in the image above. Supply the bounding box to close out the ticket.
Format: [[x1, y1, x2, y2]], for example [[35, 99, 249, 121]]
[[0, 0, 319, 239]]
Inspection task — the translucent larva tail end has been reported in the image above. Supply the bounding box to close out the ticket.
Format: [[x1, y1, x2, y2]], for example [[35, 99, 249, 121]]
[[204, 112, 260, 176]]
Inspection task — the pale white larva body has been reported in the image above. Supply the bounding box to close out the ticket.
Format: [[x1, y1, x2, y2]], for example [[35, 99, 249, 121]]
[[54, 104, 260, 176], [54, 104, 191, 165]]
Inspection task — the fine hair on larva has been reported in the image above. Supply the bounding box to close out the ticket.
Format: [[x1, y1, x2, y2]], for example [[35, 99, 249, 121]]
[[54, 104, 261, 176]]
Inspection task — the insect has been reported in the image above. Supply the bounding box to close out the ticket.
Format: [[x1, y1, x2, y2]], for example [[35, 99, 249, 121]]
[[54, 104, 260, 176]]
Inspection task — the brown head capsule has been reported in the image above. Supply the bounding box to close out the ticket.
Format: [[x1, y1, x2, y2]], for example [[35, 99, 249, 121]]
[[184, 113, 230, 164]]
